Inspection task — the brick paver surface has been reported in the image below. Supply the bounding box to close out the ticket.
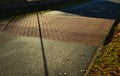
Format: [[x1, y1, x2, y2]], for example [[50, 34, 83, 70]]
[[40, 14, 114, 46], [3, 15, 39, 37], [1, 14, 114, 46], [0, 13, 114, 76]]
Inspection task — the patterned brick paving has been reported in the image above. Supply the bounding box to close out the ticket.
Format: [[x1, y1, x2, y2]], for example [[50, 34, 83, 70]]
[[0, 20, 9, 31], [40, 14, 114, 46], [1, 14, 114, 46], [3, 15, 39, 37]]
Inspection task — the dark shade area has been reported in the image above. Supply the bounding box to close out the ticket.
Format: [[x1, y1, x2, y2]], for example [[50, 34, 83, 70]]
[[0, 0, 90, 18], [59, 1, 120, 19], [104, 15, 120, 45]]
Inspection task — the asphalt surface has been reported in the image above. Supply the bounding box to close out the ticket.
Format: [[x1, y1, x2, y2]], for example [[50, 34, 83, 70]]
[[60, 0, 120, 19]]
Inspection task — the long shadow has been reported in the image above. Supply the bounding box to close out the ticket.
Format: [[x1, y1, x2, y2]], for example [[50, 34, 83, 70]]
[[0, 0, 90, 18], [37, 13, 49, 76]]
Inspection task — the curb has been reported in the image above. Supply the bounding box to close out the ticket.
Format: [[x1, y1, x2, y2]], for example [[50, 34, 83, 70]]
[[84, 15, 120, 76], [83, 46, 103, 76], [104, 15, 120, 45]]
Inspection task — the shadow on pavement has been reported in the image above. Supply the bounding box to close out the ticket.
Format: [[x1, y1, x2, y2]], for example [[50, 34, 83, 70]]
[[0, 0, 120, 19], [0, 0, 90, 18]]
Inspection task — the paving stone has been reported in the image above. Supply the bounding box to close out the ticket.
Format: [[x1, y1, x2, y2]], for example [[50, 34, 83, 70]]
[[40, 14, 114, 46], [2, 14, 114, 46]]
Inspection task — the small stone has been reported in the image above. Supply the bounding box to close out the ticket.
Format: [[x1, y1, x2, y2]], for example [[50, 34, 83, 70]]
[[108, 43, 111, 45], [80, 70, 85, 73], [95, 69, 98, 72], [105, 53, 108, 55], [59, 37, 62, 39], [64, 72, 67, 75]]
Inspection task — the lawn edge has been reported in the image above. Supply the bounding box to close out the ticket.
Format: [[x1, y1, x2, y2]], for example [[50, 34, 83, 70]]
[[84, 18, 118, 76], [83, 46, 103, 76]]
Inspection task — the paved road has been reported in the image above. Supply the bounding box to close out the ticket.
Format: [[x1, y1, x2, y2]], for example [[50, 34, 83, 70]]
[[59, 0, 120, 19]]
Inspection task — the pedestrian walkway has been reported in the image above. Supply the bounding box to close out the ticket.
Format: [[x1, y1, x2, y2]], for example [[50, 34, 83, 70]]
[[0, 0, 119, 76], [1, 14, 114, 46], [0, 12, 114, 76]]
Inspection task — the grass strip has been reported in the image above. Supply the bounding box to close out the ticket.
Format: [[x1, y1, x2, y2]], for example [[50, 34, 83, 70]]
[[88, 21, 120, 76]]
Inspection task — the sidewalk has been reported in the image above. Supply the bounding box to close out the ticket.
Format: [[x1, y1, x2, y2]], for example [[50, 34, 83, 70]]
[[0, 12, 114, 76], [0, 0, 119, 76]]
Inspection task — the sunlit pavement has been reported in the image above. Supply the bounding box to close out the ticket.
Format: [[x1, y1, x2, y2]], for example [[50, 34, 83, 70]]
[[0, 0, 118, 76]]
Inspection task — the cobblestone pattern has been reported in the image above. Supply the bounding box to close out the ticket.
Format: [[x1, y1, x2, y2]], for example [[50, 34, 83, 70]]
[[40, 14, 114, 46], [4, 15, 39, 37], [2, 14, 114, 46]]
